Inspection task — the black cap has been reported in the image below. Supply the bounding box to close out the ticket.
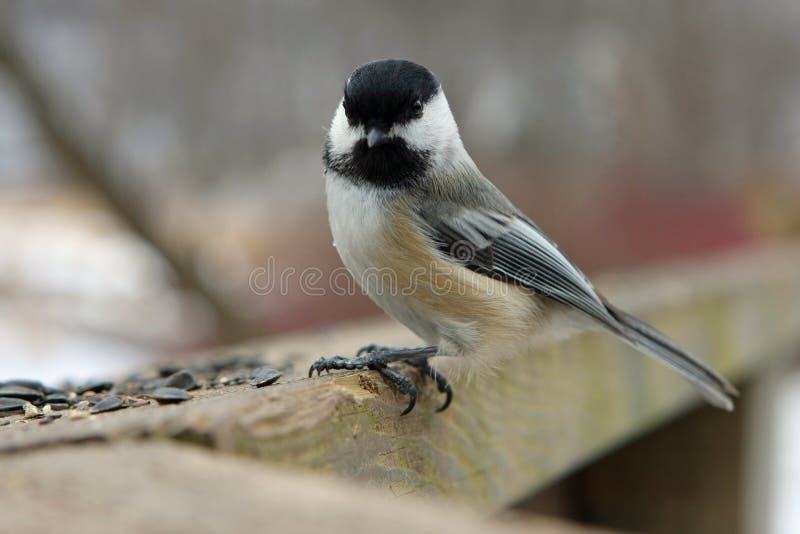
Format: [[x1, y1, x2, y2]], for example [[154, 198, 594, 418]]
[[343, 59, 440, 128]]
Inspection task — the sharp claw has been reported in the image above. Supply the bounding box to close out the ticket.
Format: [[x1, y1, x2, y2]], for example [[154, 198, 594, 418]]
[[436, 387, 453, 412], [400, 392, 417, 416], [309, 357, 325, 378]]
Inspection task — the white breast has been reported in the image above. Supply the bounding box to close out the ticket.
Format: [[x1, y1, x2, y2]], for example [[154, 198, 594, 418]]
[[326, 175, 386, 281], [325, 174, 444, 344]]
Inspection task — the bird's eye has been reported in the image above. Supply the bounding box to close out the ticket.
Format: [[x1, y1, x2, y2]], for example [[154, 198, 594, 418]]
[[411, 99, 423, 115]]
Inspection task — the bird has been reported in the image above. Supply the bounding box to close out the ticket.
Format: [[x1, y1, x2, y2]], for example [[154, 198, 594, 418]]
[[309, 58, 737, 415]]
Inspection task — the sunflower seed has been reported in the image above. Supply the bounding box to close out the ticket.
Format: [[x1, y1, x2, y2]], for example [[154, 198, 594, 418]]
[[0, 397, 26, 414], [44, 393, 71, 404], [90, 396, 125, 414], [158, 363, 184, 377], [0, 385, 43, 402], [250, 366, 282, 388], [76, 381, 114, 395], [1, 379, 45, 391], [150, 387, 191, 404], [84, 394, 105, 405], [164, 370, 200, 391]]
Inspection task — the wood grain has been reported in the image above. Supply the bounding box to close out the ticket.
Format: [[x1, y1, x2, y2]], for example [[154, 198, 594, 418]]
[[2, 242, 799, 510]]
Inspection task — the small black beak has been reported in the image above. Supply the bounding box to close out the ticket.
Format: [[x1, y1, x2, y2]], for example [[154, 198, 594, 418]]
[[366, 127, 390, 148]]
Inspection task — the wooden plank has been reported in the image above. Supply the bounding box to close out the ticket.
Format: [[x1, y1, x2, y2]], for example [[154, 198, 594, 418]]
[[2, 243, 799, 510], [523, 388, 747, 533], [0, 442, 621, 534]]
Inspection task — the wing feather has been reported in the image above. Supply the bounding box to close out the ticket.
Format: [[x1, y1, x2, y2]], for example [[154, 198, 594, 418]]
[[420, 204, 736, 409], [428, 208, 616, 329]]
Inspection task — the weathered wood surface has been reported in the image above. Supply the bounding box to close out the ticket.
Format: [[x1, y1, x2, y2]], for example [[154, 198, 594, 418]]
[[2, 242, 800, 510], [0, 442, 617, 534]]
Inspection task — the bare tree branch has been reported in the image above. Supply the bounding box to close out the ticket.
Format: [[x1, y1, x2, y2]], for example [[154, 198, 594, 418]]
[[0, 32, 257, 343]]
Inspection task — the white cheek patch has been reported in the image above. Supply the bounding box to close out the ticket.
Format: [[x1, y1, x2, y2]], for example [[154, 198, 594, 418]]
[[391, 92, 458, 148], [328, 100, 361, 157], [328, 91, 470, 175], [391, 91, 465, 170]]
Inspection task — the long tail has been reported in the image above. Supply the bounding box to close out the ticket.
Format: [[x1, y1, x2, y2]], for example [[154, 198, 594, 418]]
[[603, 301, 738, 411]]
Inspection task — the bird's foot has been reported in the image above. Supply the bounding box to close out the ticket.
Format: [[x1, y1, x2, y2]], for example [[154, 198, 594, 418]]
[[308, 345, 452, 415], [408, 356, 453, 412], [355, 343, 403, 357]]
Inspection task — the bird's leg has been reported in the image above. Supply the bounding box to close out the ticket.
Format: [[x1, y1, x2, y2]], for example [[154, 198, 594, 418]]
[[308, 345, 452, 415], [355, 343, 404, 357]]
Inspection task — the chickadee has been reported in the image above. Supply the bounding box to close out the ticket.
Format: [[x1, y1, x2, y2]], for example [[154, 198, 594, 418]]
[[310, 59, 737, 415]]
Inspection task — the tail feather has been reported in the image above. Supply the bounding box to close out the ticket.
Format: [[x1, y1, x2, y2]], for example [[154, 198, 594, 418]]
[[603, 301, 738, 411]]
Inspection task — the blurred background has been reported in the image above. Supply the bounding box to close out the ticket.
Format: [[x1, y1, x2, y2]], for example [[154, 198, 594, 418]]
[[3, 0, 800, 381], [1, 1, 800, 533]]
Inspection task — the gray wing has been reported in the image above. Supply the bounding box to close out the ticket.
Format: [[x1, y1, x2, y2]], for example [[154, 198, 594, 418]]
[[426, 207, 618, 330], [421, 205, 737, 410]]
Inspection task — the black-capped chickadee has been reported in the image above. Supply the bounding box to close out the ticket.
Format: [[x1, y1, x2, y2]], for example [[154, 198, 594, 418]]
[[310, 59, 737, 415]]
